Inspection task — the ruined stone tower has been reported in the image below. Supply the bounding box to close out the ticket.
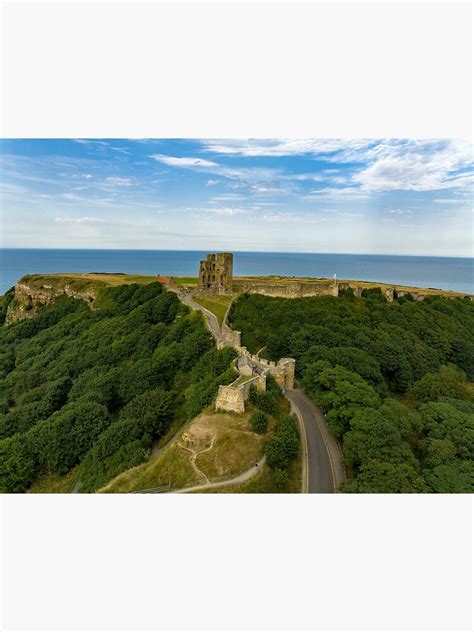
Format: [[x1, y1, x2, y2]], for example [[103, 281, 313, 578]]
[[198, 253, 233, 294]]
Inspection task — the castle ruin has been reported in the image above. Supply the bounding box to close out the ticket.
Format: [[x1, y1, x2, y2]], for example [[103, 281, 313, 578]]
[[198, 253, 233, 294]]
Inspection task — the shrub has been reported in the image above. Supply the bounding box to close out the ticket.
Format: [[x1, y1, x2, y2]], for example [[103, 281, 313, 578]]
[[265, 413, 299, 469], [273, 468, 289, 491], [250, 410, 268, 434], [249, 386, 280, 417]]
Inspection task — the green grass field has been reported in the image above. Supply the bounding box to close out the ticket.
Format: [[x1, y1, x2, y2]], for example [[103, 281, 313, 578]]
[[174, 276, 198, 287], [192, 294, 234, 325]]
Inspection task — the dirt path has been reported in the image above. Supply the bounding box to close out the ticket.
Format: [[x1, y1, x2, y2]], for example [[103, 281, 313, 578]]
[[171, 456, 266, 494], [177, 435, 216, 485]]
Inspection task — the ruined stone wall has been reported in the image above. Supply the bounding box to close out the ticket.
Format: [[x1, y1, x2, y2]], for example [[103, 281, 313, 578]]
[[214, 374, 262, 413], [215, 385, 246, 413], [240, 281, 338, 299], [273, 358, 296, 389], [242, 350, 295, 390], [217, 323, 242, 350]]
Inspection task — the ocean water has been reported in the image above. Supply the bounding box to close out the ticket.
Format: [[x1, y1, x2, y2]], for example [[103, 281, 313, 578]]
[[0, 249, 472, 295]]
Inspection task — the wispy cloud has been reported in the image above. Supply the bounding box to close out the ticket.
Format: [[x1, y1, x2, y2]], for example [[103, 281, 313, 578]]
[[433, 198, 467, 205], [211, 193, 247, 202], [185, 205, 256, 216], [150, 152, 293, 194], [198, 138, 373, 158], [150, 154, 218, 168], [262, 211, 330, 224], [352, 140, 473, 192], [73, 140, 109, 147], [104, 176, 133, 186], [55, 216, 105, 224], [198, 138, 473, 194], [303, 187, 369, 200]]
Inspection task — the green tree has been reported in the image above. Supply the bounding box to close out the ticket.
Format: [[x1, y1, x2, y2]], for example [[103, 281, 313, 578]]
[[343, 408, 418, 471], [265, 414, 299, 469], [341, 460, 429, 493], [418, 402, 474, 460], [420, 438, 456, 469], [250, 410, 268, 434], [119, 388, 173, 436], [407, 366, 471, 404], [423, 460, 474, 493], [302, 361, 380, 437]]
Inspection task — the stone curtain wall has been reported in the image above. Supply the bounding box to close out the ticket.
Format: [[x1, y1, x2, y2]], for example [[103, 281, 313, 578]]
[[240, 281, 338, 299], [217, 323, 242, 350]]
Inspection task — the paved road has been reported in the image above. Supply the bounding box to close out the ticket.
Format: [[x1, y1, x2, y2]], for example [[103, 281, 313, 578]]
[[175, 290, 223, 340], [285, 389, 345, 493]]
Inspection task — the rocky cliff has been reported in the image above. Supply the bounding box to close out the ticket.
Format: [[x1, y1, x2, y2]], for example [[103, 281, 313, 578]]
[[5, 277, 98, 325]]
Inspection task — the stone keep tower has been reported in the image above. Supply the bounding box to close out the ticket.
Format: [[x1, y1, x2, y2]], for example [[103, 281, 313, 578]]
[[198, 253, 233, 294]]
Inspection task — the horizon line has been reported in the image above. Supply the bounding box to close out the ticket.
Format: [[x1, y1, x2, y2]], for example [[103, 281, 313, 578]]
[[1, 246, 473, 260]]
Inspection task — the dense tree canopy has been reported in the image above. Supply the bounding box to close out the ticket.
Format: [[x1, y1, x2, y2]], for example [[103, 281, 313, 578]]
[[0, 283, 237, 492], [230, 291, 474, 492]]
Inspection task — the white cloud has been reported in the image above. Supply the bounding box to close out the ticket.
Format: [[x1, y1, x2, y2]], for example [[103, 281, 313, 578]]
[[211, 194, 247, 202], [208, 207, 252, 216], [61, 193, 84, 201], [0, 183, 27, 195], [187, 206, 255, 216], [206, 179, 219, 186], [304, 187, 369, 200], [353, 140, 473, 192], [433, 198, 466, 204], [387, 208, 412, 215], [198, 138, 473, 194], [104, 177, 133, 186], [149, 153, 293, 194], [150, 154, 218, 168], [73, 139, 109, 147], [262, 211, 330, 224], [198, 138, 372, 158], [55, 216, 105, 224]]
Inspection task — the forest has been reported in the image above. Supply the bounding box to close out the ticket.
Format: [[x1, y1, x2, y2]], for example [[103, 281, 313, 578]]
[[0, 282, 237, 492], [229, 289, 474, 492]]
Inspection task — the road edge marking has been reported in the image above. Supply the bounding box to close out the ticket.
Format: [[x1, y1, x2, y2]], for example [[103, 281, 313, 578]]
[[286, 392, 309, 494], [307, 398, 338, 493]]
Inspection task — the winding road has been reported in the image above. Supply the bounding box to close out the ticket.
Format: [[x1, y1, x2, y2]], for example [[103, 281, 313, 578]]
[[285, 389, 345, 493], [178, 291, 222, 339]]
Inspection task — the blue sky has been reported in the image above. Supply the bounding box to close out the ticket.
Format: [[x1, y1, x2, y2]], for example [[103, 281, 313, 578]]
[[0, 138, 472, 256]]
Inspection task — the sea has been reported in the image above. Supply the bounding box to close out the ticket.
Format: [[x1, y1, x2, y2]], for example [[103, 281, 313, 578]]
[[0, 249, 472, 296]]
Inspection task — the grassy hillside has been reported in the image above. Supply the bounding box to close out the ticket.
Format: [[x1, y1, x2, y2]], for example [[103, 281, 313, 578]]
[[20, 272, 157, 289], [100, 406, 272, 492]]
